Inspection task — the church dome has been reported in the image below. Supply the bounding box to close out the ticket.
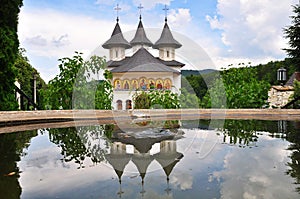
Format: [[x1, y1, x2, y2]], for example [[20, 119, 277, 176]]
[[102, 19, 131, 49], [130, 17, 153, 47], [153, 18, 182, 49]]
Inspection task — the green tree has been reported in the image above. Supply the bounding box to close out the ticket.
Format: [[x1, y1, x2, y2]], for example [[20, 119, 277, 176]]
[[133, 91, 151, 109], [288, 80, 300, 108], [202, 65, 270, 108], [133, 90, 180, 109], [0, 0, 23, 110], [179, 88, 200, 108], [284, 2, 300, 71], [44, 52, 113, 110], [184, 75, 208, 99]]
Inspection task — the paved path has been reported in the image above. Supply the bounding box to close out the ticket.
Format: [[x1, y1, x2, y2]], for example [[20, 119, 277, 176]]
[[0, 109, 299, 133]]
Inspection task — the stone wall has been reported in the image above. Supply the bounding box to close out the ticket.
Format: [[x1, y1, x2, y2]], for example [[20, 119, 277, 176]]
[[268, 86, 294, 108]]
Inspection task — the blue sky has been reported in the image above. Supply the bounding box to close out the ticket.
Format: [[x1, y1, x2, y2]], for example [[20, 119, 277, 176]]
[[18, 0, 298, 82]]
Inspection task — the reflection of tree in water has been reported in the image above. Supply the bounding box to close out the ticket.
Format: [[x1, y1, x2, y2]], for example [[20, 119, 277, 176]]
[[285, 121, 300, 193], [0, 130, 37, 199], [219, 120, 271, 147], [218, 119, 300, 194], [48, 124, 114, 168], [220, 120, 293, 146]]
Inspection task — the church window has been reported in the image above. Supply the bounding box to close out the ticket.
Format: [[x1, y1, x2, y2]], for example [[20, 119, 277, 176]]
[[117, 100, 122, 110], [115, 49, 118, 58], [126, 100, 132, 109], [166, 50, 170, 57]]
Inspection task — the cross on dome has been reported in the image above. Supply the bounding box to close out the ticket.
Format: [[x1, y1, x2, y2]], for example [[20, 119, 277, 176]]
[[114, 4, 121, 22], [163, 4, 169, 21], [138, 3, 144, 20]]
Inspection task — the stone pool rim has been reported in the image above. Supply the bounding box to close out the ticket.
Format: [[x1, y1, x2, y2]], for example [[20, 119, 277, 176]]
[[0, 109, 299, 134]]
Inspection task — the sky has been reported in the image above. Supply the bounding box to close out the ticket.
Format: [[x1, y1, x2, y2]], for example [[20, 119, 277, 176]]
[[18, 0, 298, 82]]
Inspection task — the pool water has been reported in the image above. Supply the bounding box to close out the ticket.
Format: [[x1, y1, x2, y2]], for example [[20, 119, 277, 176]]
[[0, 120, 300, 199]]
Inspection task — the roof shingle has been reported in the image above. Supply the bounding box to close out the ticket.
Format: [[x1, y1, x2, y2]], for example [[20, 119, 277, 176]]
[[110, 48, 179, 73]]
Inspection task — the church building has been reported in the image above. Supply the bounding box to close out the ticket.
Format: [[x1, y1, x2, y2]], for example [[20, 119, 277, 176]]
[[102, 6, 184, 110]]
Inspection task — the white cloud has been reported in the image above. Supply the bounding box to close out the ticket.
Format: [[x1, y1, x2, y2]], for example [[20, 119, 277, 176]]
[[24, 35, 47, 47], [133, 0, 173, 9], [95, 0, 116, 6], [205, 15, 220, 30], [213, 135, 298, 199], [168, 8, 191, 28], [206, 0, 297, 59], [19, 8, 114, 58], [18, 7, 135, 82], [170, 171, 193, 190], [52, 34, 70, 48]]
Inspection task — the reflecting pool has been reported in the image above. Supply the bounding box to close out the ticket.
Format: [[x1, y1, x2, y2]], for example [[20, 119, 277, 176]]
[[0, 119, 300, 199]]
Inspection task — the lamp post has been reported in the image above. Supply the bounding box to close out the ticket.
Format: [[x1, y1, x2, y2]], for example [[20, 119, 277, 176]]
[[33, 72, 37, 110], [277, 68, 287, 86]]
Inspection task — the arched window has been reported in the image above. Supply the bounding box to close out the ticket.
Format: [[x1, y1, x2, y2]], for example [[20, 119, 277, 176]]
[[115, 49, 118, 58], [126, 100, 132, 110], [117, 100, 122, 110], [166, 50, 170, 57]]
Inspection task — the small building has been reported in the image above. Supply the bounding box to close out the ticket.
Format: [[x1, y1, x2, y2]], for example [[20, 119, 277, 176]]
[[268, 85, 294, 108], [268, 72, 300, 108], [102, 14, 184, 110]]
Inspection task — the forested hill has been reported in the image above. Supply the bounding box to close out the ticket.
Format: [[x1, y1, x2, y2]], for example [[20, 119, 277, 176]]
[[183, 58, 297, 86], [182, 69, 218, 76], [182, 58, 298, 108]]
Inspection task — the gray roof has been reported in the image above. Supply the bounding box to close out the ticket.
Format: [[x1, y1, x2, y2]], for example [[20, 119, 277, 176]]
[[107, 56, 184, 68], [102, 21, 131, 49], [110, 48, 179, 73], [153, 19, 182, 49], [285, 72, 300, 86], [158, 58, 185, 67], [130, 19, 153, 47], [106, 57, 130, 67]]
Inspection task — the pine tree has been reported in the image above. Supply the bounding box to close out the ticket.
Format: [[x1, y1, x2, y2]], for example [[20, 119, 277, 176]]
[[284, 2, 300, 71]]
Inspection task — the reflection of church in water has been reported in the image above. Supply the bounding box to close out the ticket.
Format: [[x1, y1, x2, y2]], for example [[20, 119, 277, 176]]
[[102, 5, 184, 110], [105, 127, 184, 197]]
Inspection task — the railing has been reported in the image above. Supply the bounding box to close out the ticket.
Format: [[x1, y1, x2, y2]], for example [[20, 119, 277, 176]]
[[15, 85, 39, 110]]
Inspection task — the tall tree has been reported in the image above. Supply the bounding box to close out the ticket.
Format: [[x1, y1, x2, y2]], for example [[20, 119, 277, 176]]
[[284, 2, 300, 71], [0, 0, 23, 110], [44, 52, 113, 110]]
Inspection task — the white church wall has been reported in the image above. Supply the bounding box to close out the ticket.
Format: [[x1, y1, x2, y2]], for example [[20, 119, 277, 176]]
[[109, 47, 125, 61], [111, 72, 180, 110]]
